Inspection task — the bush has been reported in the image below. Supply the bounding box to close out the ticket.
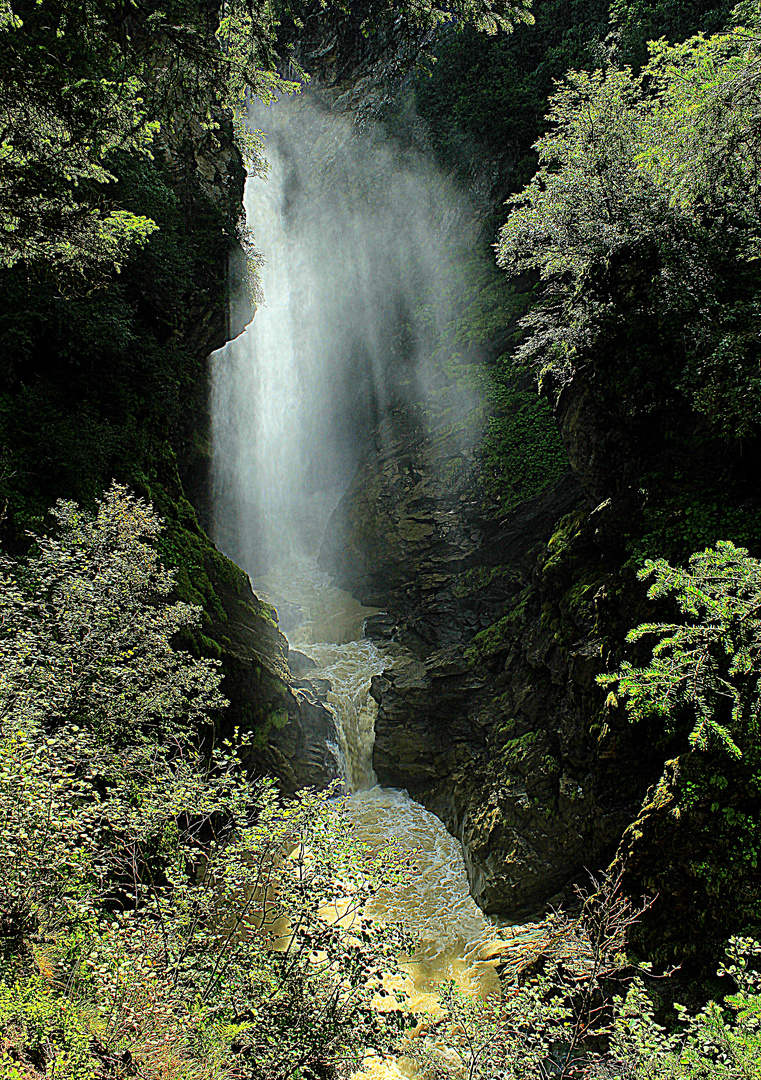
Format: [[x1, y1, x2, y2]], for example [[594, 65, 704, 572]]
[[409, 872, 761, 1079], [0, 483, 411, 1079]]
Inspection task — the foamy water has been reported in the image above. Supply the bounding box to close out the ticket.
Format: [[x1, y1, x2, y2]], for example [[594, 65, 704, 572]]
[[253, 559, 503, 1069]]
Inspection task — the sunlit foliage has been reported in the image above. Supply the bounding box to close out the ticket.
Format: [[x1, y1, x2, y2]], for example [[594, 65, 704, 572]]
[[0, 484, 412, 1079], [0, 0, 535, 274], [410, 874, 761, 1079], [496, 14, 761, 435], [599, 542, 761, 759]]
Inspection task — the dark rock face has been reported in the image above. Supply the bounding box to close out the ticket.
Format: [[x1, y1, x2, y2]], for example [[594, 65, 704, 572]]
[[371, 649, 486, 786], [319, 299, 761, 971], [318, 384, 664, 919], [319, 401, 582, 652], [192, 542, 337, 791], [260, 674, 339, 791], [365, 558, 653, 918]]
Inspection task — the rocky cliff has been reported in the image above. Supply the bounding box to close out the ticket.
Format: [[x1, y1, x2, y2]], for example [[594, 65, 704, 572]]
[[0, 29, 337, 792], [319, 376, 657, 918], [319, 253, 761, 964]]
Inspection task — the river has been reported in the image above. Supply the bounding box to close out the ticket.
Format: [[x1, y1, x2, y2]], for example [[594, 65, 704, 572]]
[[211, 96, 505, 1076], [252, 558, 502, 1077]]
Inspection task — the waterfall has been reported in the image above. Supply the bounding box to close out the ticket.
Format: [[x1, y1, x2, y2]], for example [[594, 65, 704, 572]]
[[210, 96, 502, 1044], [211, 95, 477, 577], [299, 638, 384, 790]]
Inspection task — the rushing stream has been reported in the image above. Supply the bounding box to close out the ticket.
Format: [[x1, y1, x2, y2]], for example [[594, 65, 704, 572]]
[[252, 561, 501, 1077]]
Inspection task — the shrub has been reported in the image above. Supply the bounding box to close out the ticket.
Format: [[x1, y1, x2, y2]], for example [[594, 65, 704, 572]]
[[0, 483, 411, 1079]]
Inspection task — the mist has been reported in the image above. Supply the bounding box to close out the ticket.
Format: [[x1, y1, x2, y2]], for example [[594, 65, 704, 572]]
[[211, 93, 482, 577]]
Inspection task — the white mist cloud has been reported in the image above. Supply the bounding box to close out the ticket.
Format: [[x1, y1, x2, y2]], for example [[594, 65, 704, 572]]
[[211, 93, 484, 575]]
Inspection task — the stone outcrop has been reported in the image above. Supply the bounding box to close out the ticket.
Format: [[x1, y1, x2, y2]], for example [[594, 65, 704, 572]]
[[320, 303, 761, 971], [318, 378, 666, 920], [188, 530, 338, 792], [259, 674, 339, 791]]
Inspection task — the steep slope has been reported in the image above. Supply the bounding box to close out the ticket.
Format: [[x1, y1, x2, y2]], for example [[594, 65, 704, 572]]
[[0, 26, 336, 790], [319, 0, 761, 971]]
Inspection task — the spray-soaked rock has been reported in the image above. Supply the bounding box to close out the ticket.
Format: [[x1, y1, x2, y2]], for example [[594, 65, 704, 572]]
[[259, 677, 340, 791], [319, 385, 657, 920]]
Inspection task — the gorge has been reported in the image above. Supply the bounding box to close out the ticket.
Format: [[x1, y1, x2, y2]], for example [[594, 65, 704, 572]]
[[2, 0, 761, 1075], [207, 2, 761, 977], [209, 94, 513, 1023]]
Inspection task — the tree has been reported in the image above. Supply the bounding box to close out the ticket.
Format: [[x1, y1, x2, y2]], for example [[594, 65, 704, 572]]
[[0, 0, 535, 275], [609, 0, 735, 69], [0, 483, 412, 1079], [409, 874, 761, 1079], [495, 14, 761, 436], [598, 541, 761, 760], [0, 0, 292, 273], [597, 542, 761, 964], [0, 0, 160, 271]]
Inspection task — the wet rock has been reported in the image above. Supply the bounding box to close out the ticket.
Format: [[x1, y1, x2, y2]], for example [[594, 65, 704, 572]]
[[319, 391, 659, 921], [369, 623, 643, 917], [371, 647, 487, 792], [289, 648, 318, 676], [363, 612, 398, 641], [258, 679, 339, 791]]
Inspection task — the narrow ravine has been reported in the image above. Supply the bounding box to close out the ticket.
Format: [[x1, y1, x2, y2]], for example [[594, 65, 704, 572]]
[[211, 95, 504, 1075], [252, 563, 502, 1041]]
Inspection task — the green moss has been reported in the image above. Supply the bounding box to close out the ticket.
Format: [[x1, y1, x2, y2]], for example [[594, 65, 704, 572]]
[[269, 708, 289, 730], [467, 614, 513, 661], [0, 977, 96, 1080], [466, 587, 531, 662], [452, 563, 520, 599], [479, 389, 567, 514], [563, 576, 596, 613], [500, 730, 540, 769], [258, 601, 279, 628], [452, 270, 532, 350], [206, 546, 250, 594], [493, 715, 517, 741], [543, 509, 587, 576], [198, 633, 223, 660]]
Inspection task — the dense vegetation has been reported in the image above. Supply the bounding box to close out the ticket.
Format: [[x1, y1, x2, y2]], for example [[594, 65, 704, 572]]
[[0, 486, 412, 1078], [3, 0, 761, 1075], [2, 490, 760, 1079], [496, 17, 761, 441], [489, 3, 761, 968]]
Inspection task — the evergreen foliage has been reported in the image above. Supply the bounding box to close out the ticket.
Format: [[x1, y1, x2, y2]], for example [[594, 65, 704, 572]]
[[599, 542, 761, 760], [0, 0, 292, 273], [413, 0, 610, 200], [496, 16, 761, 437], [593, 543, 761, 967], [0, 0, 159, 271], [610, 0, 735, 67], [0, 0, 536, 274]]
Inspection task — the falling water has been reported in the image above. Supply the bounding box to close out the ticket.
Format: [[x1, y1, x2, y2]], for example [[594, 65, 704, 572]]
[[211, 94, 501, 1076], [211, 95, 479, 575], [251, 561, 501, 983]]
